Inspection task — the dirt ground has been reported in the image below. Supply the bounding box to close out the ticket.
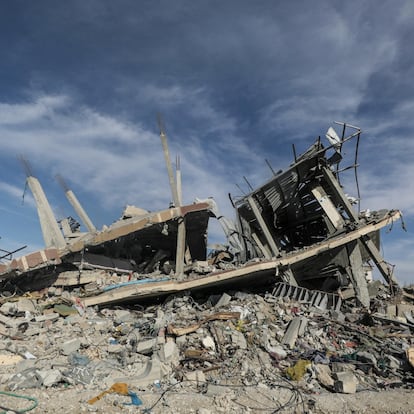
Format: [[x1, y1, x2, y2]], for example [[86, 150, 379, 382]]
[[1, 385, 414, 414]]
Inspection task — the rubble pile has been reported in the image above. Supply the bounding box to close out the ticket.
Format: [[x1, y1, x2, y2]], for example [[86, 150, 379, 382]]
[[0, 123, 412, 412], [0, 285, 413, 412]]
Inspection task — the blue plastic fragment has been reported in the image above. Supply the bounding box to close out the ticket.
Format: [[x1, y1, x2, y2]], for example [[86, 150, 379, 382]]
[[123, 391, 143, 406]]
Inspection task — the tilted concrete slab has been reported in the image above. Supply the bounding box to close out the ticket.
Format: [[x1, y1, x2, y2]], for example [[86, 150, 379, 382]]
[[78, 210, 401, 307]]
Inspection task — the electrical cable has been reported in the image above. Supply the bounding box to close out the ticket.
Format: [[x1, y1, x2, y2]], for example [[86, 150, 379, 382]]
[[0, 391, 38, 413]]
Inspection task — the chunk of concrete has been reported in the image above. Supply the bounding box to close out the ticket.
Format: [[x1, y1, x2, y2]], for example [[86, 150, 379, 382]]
[[114, 357, 162, 387], [333, 371, 358, 394], [0, 313, 20, 328], [214, 293, 232, 308], [113, 309, 134, 324], [16, 299, 37, 314], [158, 340, 179, 365], [331, 362, 356, 373], [65, 365, 95, 385], [0, 302, 17, 316], [202, 336, 216, 351], [282, 317, 308, 349], [38, 369, 62, 387], [136, 338, 157, 355], [266, 344, 287, 359], [9, 368, 42, 390], [35, 313, 60, 322], [231, 330, 247, 349], [61, 338, 81, 355], [314, 364, 334, 388]]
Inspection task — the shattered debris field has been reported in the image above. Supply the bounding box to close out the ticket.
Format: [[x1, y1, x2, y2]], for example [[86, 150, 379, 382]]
[[1, 123, 413, 413]]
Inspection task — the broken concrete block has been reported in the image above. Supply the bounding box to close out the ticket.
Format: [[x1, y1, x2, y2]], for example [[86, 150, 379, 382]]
[[35, 313, 60, 322], [61, 338, 81, 356], [113, 309, 134, 324], [214, 293, 232, 308], [386, 304, 397, 317], [191, 260, 212, 274], [0, 302, 17, 316], [9, 368, 42, 390], [65, 365, 94, 385], [387, 355, 402, 370], [333, 371, 358, 394], [175, 336, 187, 347], [154, 309, 166, 330], [331, 362, 356, 373], [329, 309, 345, 322], [68, 352, 90, 366], [136, 338, 157, 355], [397, 303, 414, 318], [314, 363, 334, 388], [158, 340, 179, 365], [282, 317, 307, 349], [266, 344, 287, 359], [15, 359, 36, 373], [231, 330, 247, 349], [16, 299, 37, 314], [108, 343, 124, 354], [202, 336, 216, 351], [38, 369, 62, 387], [114, 357, 162, 387]]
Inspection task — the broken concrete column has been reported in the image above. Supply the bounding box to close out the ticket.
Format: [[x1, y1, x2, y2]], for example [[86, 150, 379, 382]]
[[247, 196, 280, 257], [26, 176, 66, 249], [282, 317, 308, 349], [333, 371, 358, 394], [347, 241, 370, 308], [175, 216, 186, 280]]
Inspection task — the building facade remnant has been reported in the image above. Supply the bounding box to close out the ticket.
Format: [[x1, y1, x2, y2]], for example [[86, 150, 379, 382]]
[[0, 123, 405, 309]]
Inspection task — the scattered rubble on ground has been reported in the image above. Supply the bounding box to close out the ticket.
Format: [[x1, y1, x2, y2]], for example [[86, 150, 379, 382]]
[[0, 288, 414, 413], [0, 122, 412, 413]]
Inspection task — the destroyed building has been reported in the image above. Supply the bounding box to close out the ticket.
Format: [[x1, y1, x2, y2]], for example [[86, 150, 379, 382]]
[[0, 122, 413, 413], [0, 122, 405, 308]]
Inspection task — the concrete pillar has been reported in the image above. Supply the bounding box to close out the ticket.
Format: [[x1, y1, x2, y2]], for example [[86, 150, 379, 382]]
[[64, 189, 96, 232], [174, 159, 187, 280], [158, 116, 179, 207], [347, 241, 370, 307], [26, 176, 66, 249], [56, 175, 96, 232], [247, 196, 280, 257]]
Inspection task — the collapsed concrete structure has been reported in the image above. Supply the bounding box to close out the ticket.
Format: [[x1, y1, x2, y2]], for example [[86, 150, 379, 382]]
[[0, 123, 405, 310]]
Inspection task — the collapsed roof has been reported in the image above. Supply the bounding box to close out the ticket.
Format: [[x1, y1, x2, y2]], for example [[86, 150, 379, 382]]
[[0, 122, 405, 308]]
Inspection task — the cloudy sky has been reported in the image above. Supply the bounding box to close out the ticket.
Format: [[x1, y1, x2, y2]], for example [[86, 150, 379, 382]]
[[0, 1, 412, 284]]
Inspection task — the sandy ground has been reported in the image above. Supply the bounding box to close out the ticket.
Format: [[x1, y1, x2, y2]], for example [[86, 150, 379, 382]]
[[1, 386, 413, 414]]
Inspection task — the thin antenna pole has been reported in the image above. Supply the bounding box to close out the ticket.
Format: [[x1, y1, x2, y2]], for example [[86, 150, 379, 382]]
[[354, 131, 361, 213], [292, 144, 297, 163], [265, 159, 277, 176], [243, 176, 254, 191], [235, 184, 246, 195]]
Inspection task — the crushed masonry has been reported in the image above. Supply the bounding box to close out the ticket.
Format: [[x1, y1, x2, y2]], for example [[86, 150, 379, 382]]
[[0, 122, 412, 412]]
